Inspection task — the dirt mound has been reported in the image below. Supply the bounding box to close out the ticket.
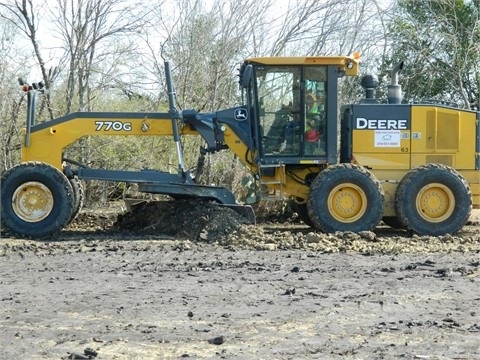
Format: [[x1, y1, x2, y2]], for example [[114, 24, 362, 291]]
[[113, 199, 249, 241], [220, 224, 480, 253], [109, 201, 480, 253]]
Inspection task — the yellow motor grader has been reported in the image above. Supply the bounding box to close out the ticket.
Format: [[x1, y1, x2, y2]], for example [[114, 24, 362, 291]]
[[1, 56, 479, 238]]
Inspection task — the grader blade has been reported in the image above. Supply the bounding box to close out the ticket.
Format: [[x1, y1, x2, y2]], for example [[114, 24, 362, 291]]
[[217, 204, 256, 225]]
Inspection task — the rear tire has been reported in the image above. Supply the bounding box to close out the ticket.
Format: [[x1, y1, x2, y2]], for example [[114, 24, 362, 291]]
[[394, 164, 471, 235], [1, 162, 75, 238], [307, 164, 384, 233]]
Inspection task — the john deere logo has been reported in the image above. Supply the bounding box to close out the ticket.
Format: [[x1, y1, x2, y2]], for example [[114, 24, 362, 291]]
[[234, 108, 248, 121], [355, 117, 408, 130]]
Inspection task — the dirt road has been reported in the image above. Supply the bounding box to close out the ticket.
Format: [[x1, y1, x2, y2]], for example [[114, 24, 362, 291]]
[[1, 207, 479, 359]]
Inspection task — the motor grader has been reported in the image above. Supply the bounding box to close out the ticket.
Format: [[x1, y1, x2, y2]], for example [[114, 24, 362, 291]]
[[1, 56, 479, 238]]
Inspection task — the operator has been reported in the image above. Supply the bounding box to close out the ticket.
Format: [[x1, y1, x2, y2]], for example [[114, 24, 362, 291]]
[[304, 89, 324, 155]]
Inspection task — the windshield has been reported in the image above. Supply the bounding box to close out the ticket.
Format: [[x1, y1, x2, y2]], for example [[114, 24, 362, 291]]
[[255, 65, 327, 157]]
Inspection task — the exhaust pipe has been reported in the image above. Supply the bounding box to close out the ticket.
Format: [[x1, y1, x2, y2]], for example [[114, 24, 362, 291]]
[[388, 61, 404, 104]]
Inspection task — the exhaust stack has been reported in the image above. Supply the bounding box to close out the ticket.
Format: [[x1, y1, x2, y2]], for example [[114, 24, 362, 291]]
[[388, 61, 404, 104]]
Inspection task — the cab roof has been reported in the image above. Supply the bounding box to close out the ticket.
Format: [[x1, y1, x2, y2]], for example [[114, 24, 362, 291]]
[[244, 54, 360, 76]]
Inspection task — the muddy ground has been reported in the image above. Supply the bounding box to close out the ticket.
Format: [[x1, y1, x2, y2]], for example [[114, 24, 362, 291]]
[[1, 201, 480, 360]]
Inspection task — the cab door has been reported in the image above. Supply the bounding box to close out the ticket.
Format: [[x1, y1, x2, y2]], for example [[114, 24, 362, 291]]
[[254, 65, 302, 157]]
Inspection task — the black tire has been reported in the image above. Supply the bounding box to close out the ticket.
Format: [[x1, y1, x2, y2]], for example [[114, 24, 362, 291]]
[[1, 162, 75, 238], [307, 164, 384, 233], [68, 176, 84, 223], [394, 164, 472, 236], [382, 216, 405, 229]]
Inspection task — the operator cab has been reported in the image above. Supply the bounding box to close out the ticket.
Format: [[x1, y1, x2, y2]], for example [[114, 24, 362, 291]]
[[257, 66, 326, 156], [241, 58, 352, 165], [240, 53, 360, 165]]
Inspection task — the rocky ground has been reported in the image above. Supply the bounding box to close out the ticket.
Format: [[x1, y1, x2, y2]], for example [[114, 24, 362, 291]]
[[1, 201, 479, 359]]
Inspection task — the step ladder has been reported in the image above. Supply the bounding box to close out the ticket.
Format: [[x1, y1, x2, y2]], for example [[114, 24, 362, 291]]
[[257, 162, 284, 201]]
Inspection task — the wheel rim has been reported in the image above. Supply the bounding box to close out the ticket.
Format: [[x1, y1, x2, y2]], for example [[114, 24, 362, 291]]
[[327, 182, 367, 223], [415, 183, 455, 222], [12, 181, 54, 222]]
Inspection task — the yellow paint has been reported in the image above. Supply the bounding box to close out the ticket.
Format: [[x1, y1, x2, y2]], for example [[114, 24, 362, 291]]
[[410, 106, 476, 169], [246, 55, 360, 76], [22, 114, 193, 169], [327, 182, 368, 223]]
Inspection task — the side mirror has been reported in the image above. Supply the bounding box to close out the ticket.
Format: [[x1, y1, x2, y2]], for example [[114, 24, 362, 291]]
[[240, 64, 253, 88]]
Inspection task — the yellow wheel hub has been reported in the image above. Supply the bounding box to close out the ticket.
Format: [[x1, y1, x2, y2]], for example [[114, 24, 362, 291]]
[[12, 181, 54, 223], [327, 182, 367, 223], [416, 183, 455, 222]]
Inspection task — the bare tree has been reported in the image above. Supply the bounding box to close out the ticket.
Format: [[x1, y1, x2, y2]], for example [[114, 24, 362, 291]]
[[142, 0, 271, 111], [267, 1, 333, 56], [0, 14, 31, 171], [50, 0, 152, 112], [267, 0, 392, 64], [0, 0, 59, 120]]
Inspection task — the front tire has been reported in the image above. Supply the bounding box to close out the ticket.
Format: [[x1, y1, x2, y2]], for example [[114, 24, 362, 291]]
[[1, 162, 75, 238], [68, 176, 84, 223], [307, 164, 384, 233], [394, 164, 471, 235]]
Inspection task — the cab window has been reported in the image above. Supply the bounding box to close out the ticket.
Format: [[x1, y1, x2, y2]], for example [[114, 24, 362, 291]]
[[254, 65, 328, 157], [255, 66, 301, 156], [304, 66, 327, 156]]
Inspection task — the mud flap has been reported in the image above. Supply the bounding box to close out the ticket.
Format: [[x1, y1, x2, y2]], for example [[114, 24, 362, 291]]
[[218, 204, 256, 225]]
